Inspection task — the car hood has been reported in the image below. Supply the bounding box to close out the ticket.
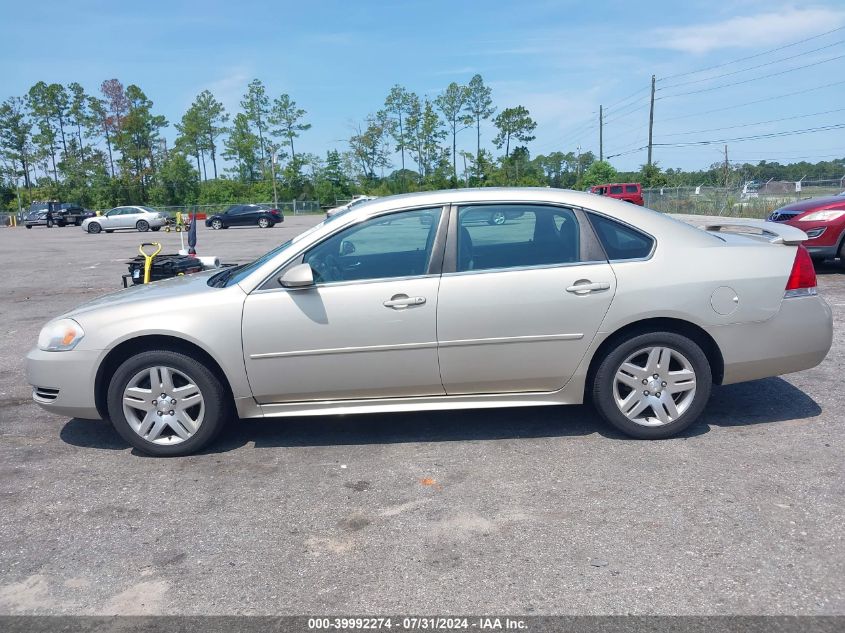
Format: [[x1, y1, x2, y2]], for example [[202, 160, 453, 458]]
[[61, 270, 232, 319], [776, 195, 845, 213]]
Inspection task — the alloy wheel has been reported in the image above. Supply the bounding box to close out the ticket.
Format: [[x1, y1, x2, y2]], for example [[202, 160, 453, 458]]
[[121, 365, 205, 445], [211, 219, 223, 230], [258, 217, 270, 228], [612, 346, 697, 427]]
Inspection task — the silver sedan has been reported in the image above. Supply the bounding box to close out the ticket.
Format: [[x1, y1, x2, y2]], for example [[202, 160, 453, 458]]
[[27, 188, 833, 456], [81, 206, 169, 234]]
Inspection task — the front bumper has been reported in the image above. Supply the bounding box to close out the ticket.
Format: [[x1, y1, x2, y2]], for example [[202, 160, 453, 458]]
[[707, 294, 833, 385], [806, 244, 839, 259], [26, 347, 103, 419]]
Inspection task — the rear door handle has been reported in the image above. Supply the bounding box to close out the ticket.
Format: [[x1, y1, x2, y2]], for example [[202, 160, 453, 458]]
[[383, 294, 426, 308], [566, 281, 610, 295]]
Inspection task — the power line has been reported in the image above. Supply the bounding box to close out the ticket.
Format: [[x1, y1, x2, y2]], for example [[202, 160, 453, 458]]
[[658, 39, 844, 91], [657, 25, 845, 82], [660, 79, 845, 122], [653, 123, 845, 148], [657, 53, 845, 99], [657, 108, 845, 138]]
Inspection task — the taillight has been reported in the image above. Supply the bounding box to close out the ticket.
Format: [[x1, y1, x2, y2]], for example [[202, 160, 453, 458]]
[[784, 245, 817, 298], [271, 209, 280, 216]]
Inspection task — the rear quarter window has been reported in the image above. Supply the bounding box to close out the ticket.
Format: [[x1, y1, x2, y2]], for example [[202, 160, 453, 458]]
[[588, 213, 654, 260], [625, 185, 639, 193]]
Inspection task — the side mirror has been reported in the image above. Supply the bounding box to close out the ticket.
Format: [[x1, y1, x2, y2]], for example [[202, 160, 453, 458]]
[[340, 240, 356, 256], [278, 263, 315, 288]]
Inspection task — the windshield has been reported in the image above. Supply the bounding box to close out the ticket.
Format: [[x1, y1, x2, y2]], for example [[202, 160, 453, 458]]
[[209, 219, 331, 287]]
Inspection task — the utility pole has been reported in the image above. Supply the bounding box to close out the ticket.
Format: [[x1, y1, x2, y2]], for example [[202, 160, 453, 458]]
[[576, 145, 582, 185], [599, 105, 603, 162], [724, 145, 729, 189], [270, 150, 279, 210], [647, 74, 656, 167]]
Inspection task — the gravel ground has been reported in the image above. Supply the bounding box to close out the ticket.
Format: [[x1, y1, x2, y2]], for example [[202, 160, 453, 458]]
[[0, 216, 842, 616]]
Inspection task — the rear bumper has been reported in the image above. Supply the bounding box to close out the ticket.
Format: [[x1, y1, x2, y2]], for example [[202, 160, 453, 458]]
[[707, 294, 833, 385], [25, 347, 102, 419]]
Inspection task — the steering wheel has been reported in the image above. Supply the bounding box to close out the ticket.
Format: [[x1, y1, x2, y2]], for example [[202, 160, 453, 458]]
[[309, 253, 343, 283]]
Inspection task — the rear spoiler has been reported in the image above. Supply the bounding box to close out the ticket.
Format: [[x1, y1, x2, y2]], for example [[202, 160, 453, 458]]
[[701, 220, 808, 245]]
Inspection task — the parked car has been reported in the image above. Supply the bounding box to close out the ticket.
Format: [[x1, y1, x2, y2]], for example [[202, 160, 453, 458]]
[[24, 208, 53, 229], [590, 183, 644, 205], [325, 195, 376, 219], [768, 192, 845, 261], [27, 188, 832, 456], [24, 201, 95, 228], [81, 206, 169, 234], [205, 204, 284, 229]]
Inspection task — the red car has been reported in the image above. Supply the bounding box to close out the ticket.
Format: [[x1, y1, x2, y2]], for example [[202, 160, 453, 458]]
[[590, 182, 644, 205], [768, 192, 845, 261]]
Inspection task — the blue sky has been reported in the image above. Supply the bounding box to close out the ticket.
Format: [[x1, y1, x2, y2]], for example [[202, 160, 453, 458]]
[[2, 0, 844, 173]]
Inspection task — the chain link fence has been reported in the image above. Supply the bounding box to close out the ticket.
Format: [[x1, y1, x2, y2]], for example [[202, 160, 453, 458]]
[[643, 179, 845, 219]]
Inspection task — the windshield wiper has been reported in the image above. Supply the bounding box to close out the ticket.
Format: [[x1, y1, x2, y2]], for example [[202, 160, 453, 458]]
[[208, 265, 243, 288]]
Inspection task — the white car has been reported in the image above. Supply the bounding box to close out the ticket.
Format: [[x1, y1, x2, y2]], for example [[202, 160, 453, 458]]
[[325, 195, 377, 219], [81, 206, 169, 234]]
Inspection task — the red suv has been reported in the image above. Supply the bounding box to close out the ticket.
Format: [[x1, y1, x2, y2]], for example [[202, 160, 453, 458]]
[[768, 192, 845, 262], [590, 182, 644, 205]]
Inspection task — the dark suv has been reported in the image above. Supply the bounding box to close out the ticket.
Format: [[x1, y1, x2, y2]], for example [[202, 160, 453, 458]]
[[205, 204, 284, 230]]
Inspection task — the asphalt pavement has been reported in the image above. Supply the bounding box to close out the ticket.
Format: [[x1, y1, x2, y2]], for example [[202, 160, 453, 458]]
[[0, 216, 842, 615]]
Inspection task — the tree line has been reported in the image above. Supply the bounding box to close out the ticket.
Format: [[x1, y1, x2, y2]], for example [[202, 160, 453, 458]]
[[1, 75, 842, 212]]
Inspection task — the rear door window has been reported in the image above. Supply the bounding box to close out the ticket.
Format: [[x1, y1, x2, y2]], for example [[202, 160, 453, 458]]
[[456, 205, 582, 272], [610, 185, 623, 194]]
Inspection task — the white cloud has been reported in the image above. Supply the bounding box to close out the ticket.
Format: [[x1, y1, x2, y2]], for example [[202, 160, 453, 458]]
[[653, 6, 845, 54]]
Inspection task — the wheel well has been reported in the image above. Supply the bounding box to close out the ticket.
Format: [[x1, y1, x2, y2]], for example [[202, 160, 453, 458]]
[[585, 318, 725, 395], [94, 335, 235, 420]]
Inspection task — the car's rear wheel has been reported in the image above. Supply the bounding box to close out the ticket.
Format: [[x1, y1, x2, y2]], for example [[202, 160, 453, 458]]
[[210, 218, 223, 230], [258, 217, 271, 228], [592, 332, 712, 439], [26, 225, 32, 229], [136, 219, 150, 232], [106, 350, 231, 457], [87, 222, 102, 234]]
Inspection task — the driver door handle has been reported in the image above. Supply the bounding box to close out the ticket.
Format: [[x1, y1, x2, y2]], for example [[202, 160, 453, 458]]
[[566, 281, 610, 294], [383, 294, 426, 309]]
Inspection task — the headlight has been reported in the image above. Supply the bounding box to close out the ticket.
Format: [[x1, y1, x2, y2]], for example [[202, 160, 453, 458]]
[[38, 319, 84, 352], [799, 210, 845, 222]]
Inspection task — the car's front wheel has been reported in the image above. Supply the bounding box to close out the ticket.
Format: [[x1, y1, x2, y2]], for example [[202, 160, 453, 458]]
[[106, 350, 231, 457], [592, 332, 712, 439], [151, 226, 160, 232], [136, 219, 150, 232], [210, 219, 223, 230], [87, 222, 102, 234]]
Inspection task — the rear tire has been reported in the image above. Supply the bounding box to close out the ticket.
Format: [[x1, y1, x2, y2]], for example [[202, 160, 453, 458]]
[[46, 219, 54, 228], [106, 350, 231, 457], [592, 331, 712, 439], [105, 230, 114, 233], [87, 222, 102, 234], [136, 219, 150, 232], [26, 225, 32, 229], [258, 217, 271, 228]]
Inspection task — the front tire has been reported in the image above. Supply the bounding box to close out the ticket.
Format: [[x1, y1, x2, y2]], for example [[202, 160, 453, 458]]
[[151, 226, 160, 232], [136, 219, 150, 232], [87, 222, 102, 234], [592, 332, 712, 439], [106, 350, 231, 457], [46, 219, 54, 228], [210, 219, 223, 230]]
